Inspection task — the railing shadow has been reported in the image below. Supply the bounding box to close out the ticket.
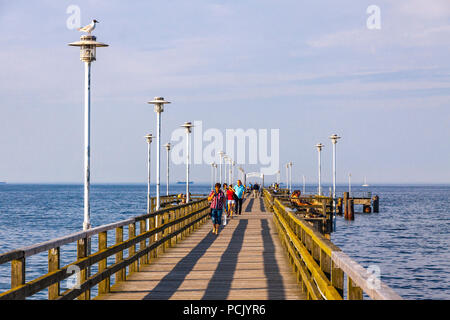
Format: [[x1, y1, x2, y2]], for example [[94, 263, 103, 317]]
[[202, 219, 248, 300], [143, 232, 217, 300], [261, 219, 285, 299], [245, 199, 254, 212]]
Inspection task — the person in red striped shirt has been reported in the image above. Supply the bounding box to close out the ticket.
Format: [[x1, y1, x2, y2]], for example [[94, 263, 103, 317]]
[[208, 183, 225, 235]]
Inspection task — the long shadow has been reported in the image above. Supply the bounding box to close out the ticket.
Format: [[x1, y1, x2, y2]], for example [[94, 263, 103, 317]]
[[261, 219, 285, 299], [143, 232, 217, 300], [202, 219, 248, 300], [260, 198, 266, 212], [245, 199, 254, 212]]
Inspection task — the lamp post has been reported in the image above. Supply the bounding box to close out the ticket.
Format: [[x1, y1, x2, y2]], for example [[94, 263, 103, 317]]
[[289, 162, 293, 193], [181, 122, 194, 203], [286, 163, 289, 192], [218, 151, 225, 185], [348, 173, 352, 197], [211, 162, 216, 190], [329, 134, 341, 232], [228, 158, 233, 185], [145, 134, 153, 214], [302, 174, 306, 194], [232, 161, 236, 184], [164, 143, 171, 196], [315, 143, 324, 196], [147, 97, 171, 211], [69, 33, 108, 231]]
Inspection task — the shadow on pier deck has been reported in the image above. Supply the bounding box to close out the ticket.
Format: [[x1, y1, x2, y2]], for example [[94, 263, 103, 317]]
[[97, 198, 305, 300]]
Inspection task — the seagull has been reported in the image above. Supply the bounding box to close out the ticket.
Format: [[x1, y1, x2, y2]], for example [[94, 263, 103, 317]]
[[78, 20, 99, 34]]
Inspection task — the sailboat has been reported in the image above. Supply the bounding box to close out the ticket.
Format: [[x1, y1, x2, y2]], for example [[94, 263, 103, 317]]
[[362, 177, 369, 187]]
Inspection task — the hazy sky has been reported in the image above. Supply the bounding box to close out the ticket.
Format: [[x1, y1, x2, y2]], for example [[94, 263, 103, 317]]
[[1, 0, 450, 184]]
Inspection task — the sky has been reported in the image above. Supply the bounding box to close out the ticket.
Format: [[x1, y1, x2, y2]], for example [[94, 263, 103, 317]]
[[0, 0, 450, 184]]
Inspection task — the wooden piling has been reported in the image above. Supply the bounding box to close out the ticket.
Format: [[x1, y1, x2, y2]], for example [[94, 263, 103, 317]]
[[343, 192, 349, 219], [372, 195, 379, 213], [347, 199, 354, 220]]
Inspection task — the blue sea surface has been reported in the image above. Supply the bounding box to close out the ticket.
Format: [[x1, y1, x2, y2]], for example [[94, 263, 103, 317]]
[[0, 183, 448, 300]]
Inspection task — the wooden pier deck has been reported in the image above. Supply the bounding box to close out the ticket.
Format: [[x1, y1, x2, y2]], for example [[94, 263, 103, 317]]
[[98, 197, 306, 300]]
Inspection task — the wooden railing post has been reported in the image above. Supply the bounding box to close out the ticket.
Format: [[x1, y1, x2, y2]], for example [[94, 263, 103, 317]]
[[48, 247, 60, 299], [331, 261, 344, 298], [98, 231, 110, 295], [348, 277, 363, 300], [139, 220, 148, 265], [11, 257, 25, 299], [128, 223, 138, 273], [115, 226, 125, 282], [77, 238, 90, 300]]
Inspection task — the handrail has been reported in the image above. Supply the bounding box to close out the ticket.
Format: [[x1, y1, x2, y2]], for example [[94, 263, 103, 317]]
[[264, 189, 401, 300], [0, 198, 207, 261], [0, 197, 209, 300]]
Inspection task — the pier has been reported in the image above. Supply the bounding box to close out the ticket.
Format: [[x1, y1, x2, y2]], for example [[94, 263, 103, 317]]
[[0, 191, 400, 300]]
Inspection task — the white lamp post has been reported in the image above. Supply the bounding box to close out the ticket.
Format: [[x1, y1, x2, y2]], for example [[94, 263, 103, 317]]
[[218, 151, 225, 185], [228, 157, 233, 185], [289, 162, 293, 193], [213, 163, 218, 186], [348, 173, 352, 197], [147, 97, 171, 211], [330, 134, 341, 232], [286, 163, 289, 192], [211, 162, 216, 190], [232, 161, 236, 184], [164, 143, 171, 196], [69, 33, 108, 231], [145, 134, 153, 213], [302, 174, 306, 194], [181, 122, 194, 203], [315, 143, 324, 196]]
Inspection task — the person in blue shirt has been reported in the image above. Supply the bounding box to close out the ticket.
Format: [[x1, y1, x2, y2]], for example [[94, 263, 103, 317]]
[[234, 180, 246, 215]]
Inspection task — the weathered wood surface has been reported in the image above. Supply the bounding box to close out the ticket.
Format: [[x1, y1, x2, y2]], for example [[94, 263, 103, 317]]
[[98, 198, 305, 300]]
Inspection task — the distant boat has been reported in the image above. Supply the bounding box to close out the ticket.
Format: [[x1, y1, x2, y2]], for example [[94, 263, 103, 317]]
[[177, 181, 194, 185], [362, 177, 369, 187]]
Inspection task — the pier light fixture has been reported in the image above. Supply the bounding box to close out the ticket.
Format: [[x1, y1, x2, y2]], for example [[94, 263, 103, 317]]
[[315, 143, 324, 196], [286, 163, 289, 192], [329, 134, 341, 232], [147, 97, 171, 211], [289, 162, 293, 193], [145, 134, 153, 214], [211, 162, 216, 190], [218, 151, 225, 185], [164, 143, 171, 196], [232, 161, 236, 184], [181, 122, 194, 203], [69, 34, 108, 231]]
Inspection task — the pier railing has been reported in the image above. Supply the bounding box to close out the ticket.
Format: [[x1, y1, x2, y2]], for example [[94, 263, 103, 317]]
[[0, 197, 209, 300], [263, 189, 401, 300]]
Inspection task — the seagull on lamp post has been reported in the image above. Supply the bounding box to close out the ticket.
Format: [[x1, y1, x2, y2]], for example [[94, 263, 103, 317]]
[[78, 20, 99, 35]]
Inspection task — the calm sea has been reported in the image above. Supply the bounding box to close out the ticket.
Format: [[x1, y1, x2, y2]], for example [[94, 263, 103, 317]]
[[0, 184, 448, 300]]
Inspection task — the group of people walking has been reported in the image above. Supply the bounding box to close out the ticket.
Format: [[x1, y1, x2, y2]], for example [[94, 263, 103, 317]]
[[207, 180, 246, 235]]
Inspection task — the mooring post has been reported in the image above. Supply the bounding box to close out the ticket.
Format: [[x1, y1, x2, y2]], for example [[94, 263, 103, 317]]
[[372, 195, 379, 213], [337, 197, 343, 215], [347, 198, 354, 220], [343, 192, 349, 219]]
